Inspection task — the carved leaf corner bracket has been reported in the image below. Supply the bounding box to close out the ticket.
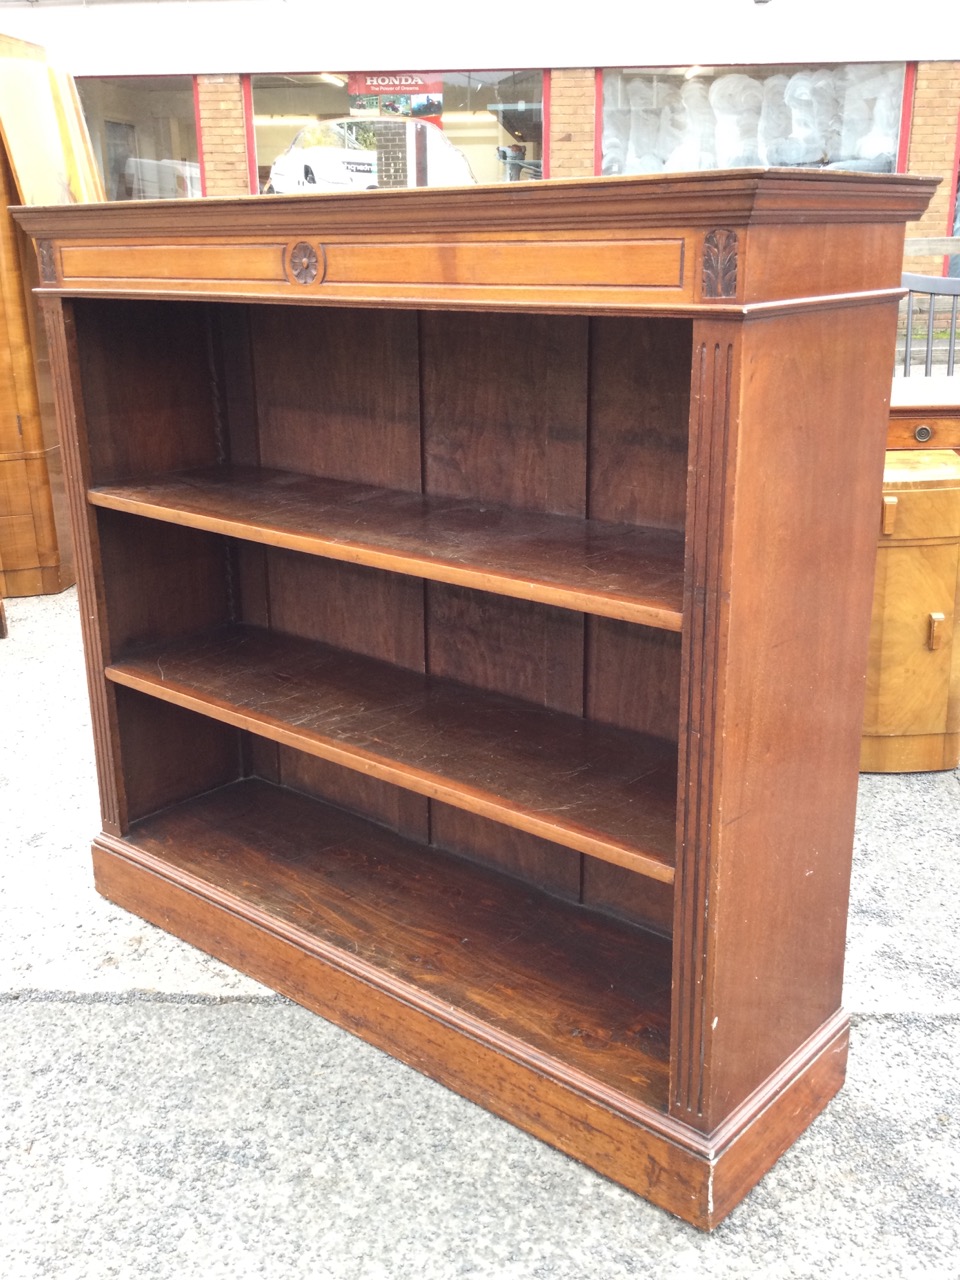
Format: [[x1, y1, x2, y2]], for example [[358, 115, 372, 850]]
[[702, 229, 738, 299], [38, 239, 57, 285], [286, 240, 327, 286]]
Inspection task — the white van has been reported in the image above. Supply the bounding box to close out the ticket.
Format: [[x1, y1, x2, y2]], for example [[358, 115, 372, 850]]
[[265, 117, 474, 194]]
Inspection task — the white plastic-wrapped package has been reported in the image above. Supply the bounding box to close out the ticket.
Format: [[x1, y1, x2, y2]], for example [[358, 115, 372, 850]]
[[782, 69, 840, 165], [601, 63, 903, 177], [663, 79, 717, 172], [852, 64, 901, 166], [757, 75, 792, 166], [709, 74, 764, 167], [622, 77, 665, 173]]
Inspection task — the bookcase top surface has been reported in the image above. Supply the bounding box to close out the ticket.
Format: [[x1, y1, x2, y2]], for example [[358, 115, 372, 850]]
[[14, 169, 939, 313], [14, 169, 938, 239]]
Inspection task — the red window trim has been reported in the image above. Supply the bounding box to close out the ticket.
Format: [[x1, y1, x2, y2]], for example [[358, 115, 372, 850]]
[[192, 76, 206, 196], [241, 74, 258, 194], [897, 62, 917, 174], [541, 70, 551, 180], [944, 102, 960, 274], [594, 68, 604, 175]]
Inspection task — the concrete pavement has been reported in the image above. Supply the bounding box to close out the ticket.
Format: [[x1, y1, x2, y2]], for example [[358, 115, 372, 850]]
[[2, 588, 958, 1279]]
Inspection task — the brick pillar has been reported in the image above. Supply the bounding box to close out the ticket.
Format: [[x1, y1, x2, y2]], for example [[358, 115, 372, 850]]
[[195, 74, 251, 197], [548, 69, 597, 179], [375, 120, 409, 189], [905, 62, 960, 272]]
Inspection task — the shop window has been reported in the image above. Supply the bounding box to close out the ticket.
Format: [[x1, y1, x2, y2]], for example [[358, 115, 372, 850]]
[[602, 64, 906, 176], [77, 76, 199, 199], [251, 70, 543, 193]]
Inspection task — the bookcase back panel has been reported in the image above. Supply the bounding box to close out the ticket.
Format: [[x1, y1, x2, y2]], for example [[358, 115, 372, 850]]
[[424, 581, 584, 714], [581, 858, 674, 936], [427, 801, 582, 901], [273, 745, 431, 843], [420, 311, 589, 516], [74, 299, 220, 485], [249, 306, 422, 490], [240, 544, 426, 672], [586, 618, 682, 743], [588, 317, 691, 532], [211, 304, 260, 467]]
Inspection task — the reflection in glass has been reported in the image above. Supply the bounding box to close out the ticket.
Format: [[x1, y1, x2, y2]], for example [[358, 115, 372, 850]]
[[263, 117, 476, 193], [602, 64, 905, 177], [77, 76, 199, 199], [252, 70, 542, 190]]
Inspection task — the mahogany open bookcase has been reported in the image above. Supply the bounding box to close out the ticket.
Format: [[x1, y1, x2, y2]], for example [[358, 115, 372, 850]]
[[15, 169, 936, 1229]]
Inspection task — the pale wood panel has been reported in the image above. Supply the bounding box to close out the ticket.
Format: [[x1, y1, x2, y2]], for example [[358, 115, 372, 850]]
[[61, 242, 287, 285], [324, 239, 685, 288], [0, 149, 73, 594], [862, 541, 959, 737]]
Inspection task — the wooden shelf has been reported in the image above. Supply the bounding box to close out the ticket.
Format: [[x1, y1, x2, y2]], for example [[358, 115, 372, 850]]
[[107, 777, 674, 1112], [89, 466, 686, 630], [106, 624, 679, 882]]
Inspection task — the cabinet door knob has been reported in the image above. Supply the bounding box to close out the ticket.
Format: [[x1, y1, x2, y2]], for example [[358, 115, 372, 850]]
[[881, 494, 898, 535], [928, 612, 946, 650]]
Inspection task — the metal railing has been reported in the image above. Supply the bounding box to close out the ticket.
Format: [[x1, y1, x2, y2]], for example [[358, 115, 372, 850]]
[[899, 272, 960, 377]]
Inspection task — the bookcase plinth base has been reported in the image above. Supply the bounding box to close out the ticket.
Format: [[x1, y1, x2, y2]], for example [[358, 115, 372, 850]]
[[92, 834, 847, 1231]]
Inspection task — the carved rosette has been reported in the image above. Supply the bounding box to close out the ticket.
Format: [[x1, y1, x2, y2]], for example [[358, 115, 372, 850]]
[[287, 241, 319, 285], [38, 239, 57, 285], [702, 229, 738, 299]]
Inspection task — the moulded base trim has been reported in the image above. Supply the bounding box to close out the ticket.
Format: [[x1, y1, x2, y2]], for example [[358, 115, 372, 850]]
[[91, 836, 848, 1230]]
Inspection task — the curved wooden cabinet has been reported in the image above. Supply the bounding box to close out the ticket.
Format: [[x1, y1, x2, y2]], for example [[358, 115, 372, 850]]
[[0, 150, 74, 597], [862, 450, 960, 772], [14, 169, 937, 1229]]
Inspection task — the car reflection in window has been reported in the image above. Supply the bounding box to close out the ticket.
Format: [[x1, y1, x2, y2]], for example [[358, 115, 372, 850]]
[[263, 116, 476, 194]]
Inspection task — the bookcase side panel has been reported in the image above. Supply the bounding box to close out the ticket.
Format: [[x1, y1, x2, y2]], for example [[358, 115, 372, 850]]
[[673, 301, 897, 1133], [97, 512, 233, 654], [671, 316, 740, 1131], [41, 297, 128, 833]]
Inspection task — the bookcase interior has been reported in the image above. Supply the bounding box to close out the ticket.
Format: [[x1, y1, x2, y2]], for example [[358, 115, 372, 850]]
[[69, 292, 691, 1113]]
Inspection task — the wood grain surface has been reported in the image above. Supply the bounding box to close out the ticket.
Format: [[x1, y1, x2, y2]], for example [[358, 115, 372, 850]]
[[104, 624, 679, 881], [89, 466, 686, 628], [114, 777, 675, 1106]]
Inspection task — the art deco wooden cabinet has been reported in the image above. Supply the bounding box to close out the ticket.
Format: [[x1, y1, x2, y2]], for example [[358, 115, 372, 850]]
[[861, 449, 960, 772], [15, 171, 936, 1229]]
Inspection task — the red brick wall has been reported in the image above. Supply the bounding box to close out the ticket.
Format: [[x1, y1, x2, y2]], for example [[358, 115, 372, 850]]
[[905, 61, 960, 270], [548, 68, 597, 179], [195, 74, 250, 197]]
